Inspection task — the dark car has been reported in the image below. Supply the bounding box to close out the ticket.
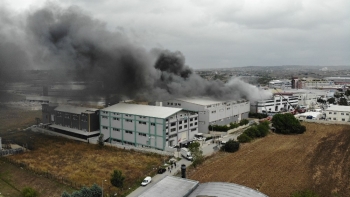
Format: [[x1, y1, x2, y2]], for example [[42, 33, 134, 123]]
[[157, 168, 166, 174]]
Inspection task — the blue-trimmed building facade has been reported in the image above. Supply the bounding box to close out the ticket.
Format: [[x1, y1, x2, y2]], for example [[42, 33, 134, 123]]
[[100, 103, 199, 150]]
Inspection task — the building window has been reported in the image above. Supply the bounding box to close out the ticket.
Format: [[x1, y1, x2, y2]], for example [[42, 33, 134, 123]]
[[113, 128, 120, 131], [171, 123, 176, 126], [334, 112, 337, 115], [212, 111, 216, 113], [341, 113, 344, 115], [195, 122, 197, 125], [171, 128, 176, 132], [190, 118, 193, 121], [125, 130, 133, 134], [342, 118, 345, 121], [113, 117, 120, 121], [126, 119, 133, 123], [102, 126, 108, 129], [346, 113, 349, 115], [184, 120, 188, 123], [138, 133, 146, 137], [333, 118, 336, 120], [184, 125, 187, 128], [179, 126, 182, 130], [138, 121, 146, 125], [179, 121, 182, 124], [102, 116, 108, 119], [151, 123, 155, 126], [191, 128, 196, 132], [195, 117, 197, 120]]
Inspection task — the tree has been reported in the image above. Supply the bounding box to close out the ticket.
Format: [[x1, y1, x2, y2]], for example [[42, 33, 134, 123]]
[[338, 98, 348, 106], [98, 134, 104, 146], [110, 170, 125, 190], [222, 139, 240, 153], [188, 141, 204, 168], [61, 184, 101, 197], [237, 133, 252, 143], [327, 97, 335, 104], [271, 113, 306, 134], [290, 190, 319, 197], [21, 187, 38, 197], [239, 119, 249, 126]]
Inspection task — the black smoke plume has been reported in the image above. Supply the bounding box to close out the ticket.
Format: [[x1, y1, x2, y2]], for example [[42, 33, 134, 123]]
[[0, 5, 271, 102]]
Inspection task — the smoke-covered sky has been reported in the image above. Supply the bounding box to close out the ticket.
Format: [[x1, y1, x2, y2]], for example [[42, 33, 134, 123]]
[[3, 0, 349, 69]]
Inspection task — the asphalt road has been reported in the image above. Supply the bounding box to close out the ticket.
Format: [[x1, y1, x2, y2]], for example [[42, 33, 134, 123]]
[[127, 129, 246, 197]]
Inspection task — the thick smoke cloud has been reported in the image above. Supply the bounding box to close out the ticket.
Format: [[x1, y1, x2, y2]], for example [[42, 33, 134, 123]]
[[0, 5, 271, 102]]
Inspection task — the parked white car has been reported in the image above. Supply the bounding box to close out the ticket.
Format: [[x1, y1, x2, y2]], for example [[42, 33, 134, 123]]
[[141, 176, 152, 186]]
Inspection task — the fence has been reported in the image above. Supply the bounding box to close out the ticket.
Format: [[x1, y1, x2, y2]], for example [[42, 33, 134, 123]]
[[0, 148, 25, 156], [0, 156, 85, 190]]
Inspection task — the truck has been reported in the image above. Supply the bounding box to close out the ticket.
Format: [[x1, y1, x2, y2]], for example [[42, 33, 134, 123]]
[[180, 148, 193, 161]]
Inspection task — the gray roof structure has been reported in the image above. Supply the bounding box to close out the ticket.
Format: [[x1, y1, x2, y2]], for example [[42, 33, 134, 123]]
[[102, 103, 182, 119], [174, 97, 240, 106], [188, 182, 268, 197], [138, 176, 199, 197], [54, 105, 98, 114]]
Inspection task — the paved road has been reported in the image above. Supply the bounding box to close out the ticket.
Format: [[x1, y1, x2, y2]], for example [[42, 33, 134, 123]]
[[127, 129, 246, 197]]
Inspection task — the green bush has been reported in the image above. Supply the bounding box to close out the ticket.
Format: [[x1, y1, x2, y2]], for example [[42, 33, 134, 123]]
[[290, 189, 319, 197], [239, 119, 249, 126], [21, 187, 38, 197], [237, 133, 252, 143], [62, 184, 102, 197], [221, 139, 240, 152], [244, 127, 260, 138]]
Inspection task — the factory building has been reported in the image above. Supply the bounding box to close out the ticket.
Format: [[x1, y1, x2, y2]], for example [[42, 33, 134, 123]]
[[100, 103, 199, 150], [325, 105, 350, 122], [162, 98, 250, 134], [268, 79, 292, 89], [250, 95, 299, 114], [41, 104, 100, 140]]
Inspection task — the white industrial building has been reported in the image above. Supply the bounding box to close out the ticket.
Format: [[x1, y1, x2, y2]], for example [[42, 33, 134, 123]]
[[100, 103, 199, 150], [250, 95, 299, 114], [325, 105, 350, 122], [293, 92, 318, 108], [162, 98, 250, 134], [268, 79, 292, 89]]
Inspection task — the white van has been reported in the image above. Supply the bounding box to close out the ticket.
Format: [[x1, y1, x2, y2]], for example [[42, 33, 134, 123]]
[[141, 176, 152, 186]]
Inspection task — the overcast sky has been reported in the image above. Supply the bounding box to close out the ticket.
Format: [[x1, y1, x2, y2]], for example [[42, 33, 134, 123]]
[[3, 0, 350, 69]]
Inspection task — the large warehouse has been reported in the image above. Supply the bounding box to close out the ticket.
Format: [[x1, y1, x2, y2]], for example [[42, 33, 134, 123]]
[[162, 98, 250, 133], [250, 95, 299, 114], [100, 103, 199, 150]]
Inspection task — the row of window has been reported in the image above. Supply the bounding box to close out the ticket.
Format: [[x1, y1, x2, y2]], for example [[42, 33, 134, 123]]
[[328, 117, 347, 121], [328, 112, 349, 115], [167, 102, 181, 106]]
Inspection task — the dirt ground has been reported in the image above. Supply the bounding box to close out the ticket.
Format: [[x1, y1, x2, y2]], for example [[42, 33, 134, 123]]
[[188, 122, 350, 197]]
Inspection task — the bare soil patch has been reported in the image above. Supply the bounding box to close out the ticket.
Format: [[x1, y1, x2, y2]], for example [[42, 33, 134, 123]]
[[188, 122, 350, 197]]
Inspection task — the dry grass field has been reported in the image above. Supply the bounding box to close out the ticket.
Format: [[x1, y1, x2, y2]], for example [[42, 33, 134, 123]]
[[0, 104, 165, 196], [188, 122, 350, 197]]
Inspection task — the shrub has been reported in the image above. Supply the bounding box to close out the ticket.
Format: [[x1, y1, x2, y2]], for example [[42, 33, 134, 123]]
[[221, 139, 240, 153], [249, 112, 268, 119], [21, 187, 38, 197], [229, 122, 239, 129], [290, 189, 319, 197], [237, 133, 252, 143], [244, 127, 260, 138], [239, 119, 249, 126], [62, 184, 102, 197]]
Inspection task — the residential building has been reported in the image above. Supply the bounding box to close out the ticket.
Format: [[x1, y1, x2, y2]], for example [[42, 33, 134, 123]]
[[325, 105, 350, 122], [163, 98, 250, 134], [250, 95, 299, 114], [100, 103, 199, 150]]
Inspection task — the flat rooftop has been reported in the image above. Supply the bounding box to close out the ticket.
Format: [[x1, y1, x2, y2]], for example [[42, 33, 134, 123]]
[[55, 105, 99, 114], [326, 105, 350, 112], [102, 103, 182, 119], [174, 97, 241, 106], [138, 176, 199, 197]]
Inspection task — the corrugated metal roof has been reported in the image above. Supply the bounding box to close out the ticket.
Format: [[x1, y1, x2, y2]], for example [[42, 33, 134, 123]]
[[174, 97, 237, 106], [189, 182, 268, 197], [138, 176, 199, 197], [54, 105, 98, 114], [102, 103, 182, 119], [326, 105, 350, 112]]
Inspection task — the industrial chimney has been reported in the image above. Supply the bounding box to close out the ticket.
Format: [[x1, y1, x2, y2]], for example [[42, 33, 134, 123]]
[[181, 164, 186, 178]]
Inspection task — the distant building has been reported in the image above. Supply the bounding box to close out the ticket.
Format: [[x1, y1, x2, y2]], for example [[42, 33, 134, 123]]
[[324, 77, 350, 85], [325, 105, 350, 122], [163, 98, 250, 134], [268, 79, 291, 89], [250, 95, 299, 114], [100, 103, 199, 150], [41, 104, 100, 140]]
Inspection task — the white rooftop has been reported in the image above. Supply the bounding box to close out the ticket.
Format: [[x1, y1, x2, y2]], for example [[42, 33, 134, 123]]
[[174, 97, 239, 106], [102, 103, 182, 119], [325, 105, 350, 112]]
